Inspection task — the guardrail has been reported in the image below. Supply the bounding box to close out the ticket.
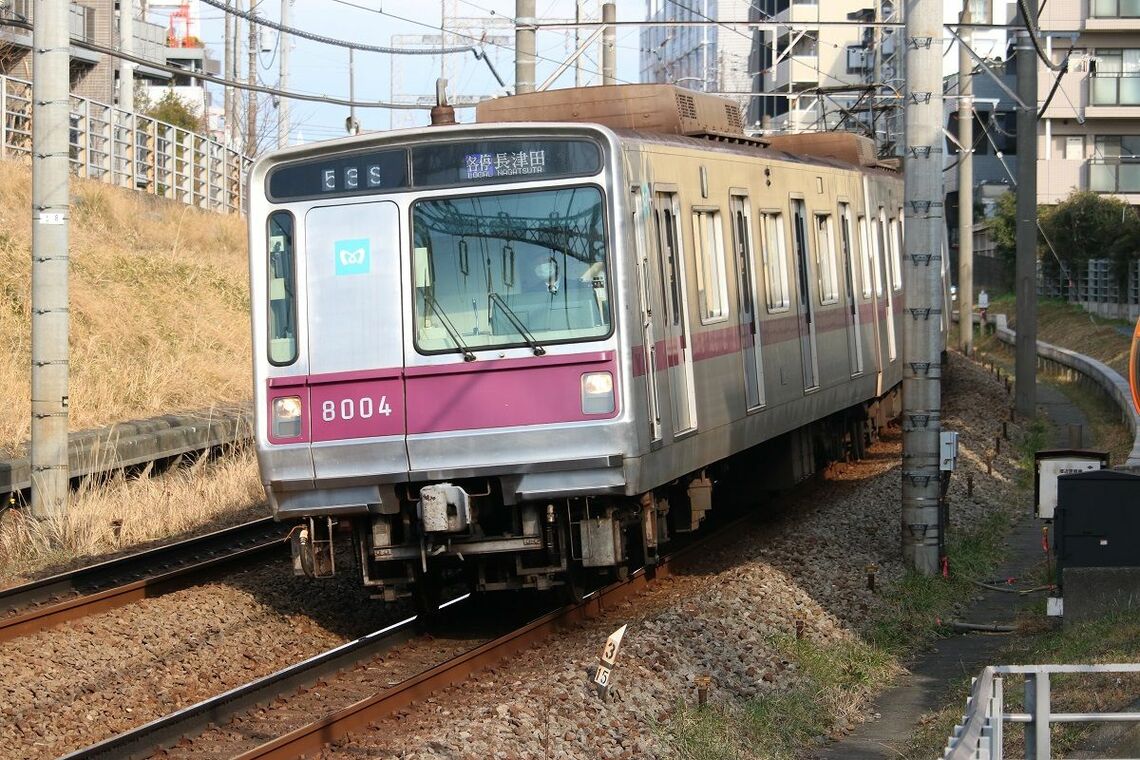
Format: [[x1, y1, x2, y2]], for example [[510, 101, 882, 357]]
[[943, 663, 1140, 759], [1, 406, 253, 504], [1, 74, 249, 214], [984, 313, 1140, 466]]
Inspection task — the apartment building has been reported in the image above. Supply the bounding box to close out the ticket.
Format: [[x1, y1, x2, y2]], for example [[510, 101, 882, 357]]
[[0, 0, 217, 116], [1035, 0, 1140, 205]]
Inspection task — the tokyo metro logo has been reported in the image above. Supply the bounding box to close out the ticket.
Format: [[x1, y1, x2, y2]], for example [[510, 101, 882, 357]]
[[334, 238, 371, 276]]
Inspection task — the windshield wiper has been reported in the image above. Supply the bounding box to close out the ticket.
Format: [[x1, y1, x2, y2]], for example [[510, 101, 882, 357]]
[[424, 294, 476, 362], [488, 292, 546, 356]]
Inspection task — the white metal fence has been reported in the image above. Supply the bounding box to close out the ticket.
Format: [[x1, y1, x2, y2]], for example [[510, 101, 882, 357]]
[[0, 74, 249, 214], [943, 663, 1140, 759]]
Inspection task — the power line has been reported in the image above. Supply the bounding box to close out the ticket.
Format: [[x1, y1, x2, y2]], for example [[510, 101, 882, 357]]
[[0, 18, 433, 109], [198, 0, 476, 54]]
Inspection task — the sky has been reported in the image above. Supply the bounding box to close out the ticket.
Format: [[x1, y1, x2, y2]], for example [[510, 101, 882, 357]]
[[188, 1, 646, 145]]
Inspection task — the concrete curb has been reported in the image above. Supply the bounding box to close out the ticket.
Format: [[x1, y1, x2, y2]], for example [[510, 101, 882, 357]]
[[0, 405, 253, 500], [985, 312, 1140, 466]]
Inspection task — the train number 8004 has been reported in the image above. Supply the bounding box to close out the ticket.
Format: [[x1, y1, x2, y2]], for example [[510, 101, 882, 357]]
[[321, 396, 394, 422]]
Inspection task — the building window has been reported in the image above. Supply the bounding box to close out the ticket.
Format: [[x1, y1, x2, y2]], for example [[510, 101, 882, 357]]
[[1092, 49, 1140, 105], [1091, 0, 1140, 18]]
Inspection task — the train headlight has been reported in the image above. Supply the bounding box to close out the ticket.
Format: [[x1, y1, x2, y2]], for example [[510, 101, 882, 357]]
[[581, 372, 615, 415], [272, 396, 303, 438]]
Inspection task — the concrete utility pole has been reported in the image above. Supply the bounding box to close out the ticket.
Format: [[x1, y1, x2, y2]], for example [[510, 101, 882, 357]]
[[247, 2, 258, 154], [277, 0, 290, 149], [515, 0, 535, 94], [957, 7, 974, 356], [30, 0, 71, 519], [602, 3, 616, 85], [225, 1, 233, 146], [119, 0, 135, 110], [1014, 0, 1038, 419], [901, 0, 944, 575]]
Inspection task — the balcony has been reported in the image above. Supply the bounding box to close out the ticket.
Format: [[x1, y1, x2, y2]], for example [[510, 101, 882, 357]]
[[774, 0, 820, 24], [772, 56, 820, 90]]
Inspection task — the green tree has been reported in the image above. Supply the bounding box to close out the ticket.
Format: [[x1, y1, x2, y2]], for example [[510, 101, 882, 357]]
[[989, 189, 1140, 293], [1040, 190, 1140, 290], [139, 89, 205, 133], [990, 190, 1019, 278]]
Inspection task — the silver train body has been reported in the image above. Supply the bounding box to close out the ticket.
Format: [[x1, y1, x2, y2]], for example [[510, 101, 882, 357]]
[[248, 87, 907, 604]]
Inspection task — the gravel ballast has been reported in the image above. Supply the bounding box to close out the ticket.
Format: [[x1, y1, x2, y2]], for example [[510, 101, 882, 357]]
[[0, 353, 1027, 759]]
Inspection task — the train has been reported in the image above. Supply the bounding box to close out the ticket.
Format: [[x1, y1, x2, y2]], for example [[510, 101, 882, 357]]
[[248, 84, 907, 611]]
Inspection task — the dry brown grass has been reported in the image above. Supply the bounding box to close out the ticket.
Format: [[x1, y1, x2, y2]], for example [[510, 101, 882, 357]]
[[0, 158, 260, 583], [0, 446, 268, 587], [0, 159, 251, 453], [990, 297, 1134, 376]]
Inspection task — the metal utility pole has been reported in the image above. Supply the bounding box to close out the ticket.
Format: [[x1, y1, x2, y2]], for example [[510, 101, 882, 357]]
[[225, 0, 234, 146], [119, 0, 135, 109], [602, 3, 616, 85], [277, 0, 290, 149], [30, 0, 71, 519], [901, 0, 944, 575], [957, 7, 974, 356], [247, 2, 258, 154], [1014, 0, 1039, 418], [515, 0, 535, 94], [346, 48, 359, 135], [575, 0, 584, 87]]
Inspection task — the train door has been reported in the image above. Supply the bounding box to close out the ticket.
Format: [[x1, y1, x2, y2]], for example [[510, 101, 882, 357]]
[[303, 201, 408, 476], [730, 194, 765, 410], [838, 202, 864, 376], [654, 190, 697, 435], [632, 187, 663, 444], [790, 198, 819, 390]]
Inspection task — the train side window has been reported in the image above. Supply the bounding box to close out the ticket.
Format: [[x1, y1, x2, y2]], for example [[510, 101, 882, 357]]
[[871, 215, 886, 298], [889, 216, 903, 291], [760, 211, 790, 312], [857, 215, 873, 299], [267, 211, 298, 365], [691, 208, 728, 322], [730, 198, 753, 315], [659, 204, 682, 326], [814, 213, 840, 304]]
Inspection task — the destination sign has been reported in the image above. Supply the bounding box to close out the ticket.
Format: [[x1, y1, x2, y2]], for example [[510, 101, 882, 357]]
[[412, 139, 602, 187], [266, 138, 602, 201], [267, 148, 409, 201]]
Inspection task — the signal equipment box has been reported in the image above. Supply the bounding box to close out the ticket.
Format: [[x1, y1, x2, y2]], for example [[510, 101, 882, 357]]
[[1034, 449, 1108, 519]]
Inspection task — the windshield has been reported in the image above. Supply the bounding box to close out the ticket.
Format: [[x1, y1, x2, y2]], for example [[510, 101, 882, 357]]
[[411, 186, 610, 354]]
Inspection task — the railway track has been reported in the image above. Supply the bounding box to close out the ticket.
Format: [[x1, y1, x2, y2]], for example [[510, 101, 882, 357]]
[[63, 514, 750, 760], [0, 517, 289, 642]]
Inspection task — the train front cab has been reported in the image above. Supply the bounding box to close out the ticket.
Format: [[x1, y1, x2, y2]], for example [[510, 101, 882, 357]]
[[249, 127, 650, 602]]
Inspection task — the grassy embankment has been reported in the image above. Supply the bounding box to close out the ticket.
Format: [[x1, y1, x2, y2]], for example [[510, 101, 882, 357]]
[[0, 160, 264, 584], [667, 304, 1138, 759]]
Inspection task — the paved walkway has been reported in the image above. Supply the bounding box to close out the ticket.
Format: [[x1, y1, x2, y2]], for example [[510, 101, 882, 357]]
[[812, 380, 1086, 759]]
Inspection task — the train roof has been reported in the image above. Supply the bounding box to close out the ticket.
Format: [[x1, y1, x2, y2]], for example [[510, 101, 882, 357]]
[[474, 84, 896, 173]]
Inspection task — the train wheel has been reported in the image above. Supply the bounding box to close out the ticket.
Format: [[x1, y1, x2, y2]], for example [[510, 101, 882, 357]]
[[412, 567, 443, 628], [560, 563, 587, 605]]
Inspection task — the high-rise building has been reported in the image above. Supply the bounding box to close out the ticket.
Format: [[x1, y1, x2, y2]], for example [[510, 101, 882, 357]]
[[639, 0, 754, 113]]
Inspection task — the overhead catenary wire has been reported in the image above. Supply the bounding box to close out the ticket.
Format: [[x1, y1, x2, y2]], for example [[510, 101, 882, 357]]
[[0, 18, 432, 109], [198, 0, 475, 55]]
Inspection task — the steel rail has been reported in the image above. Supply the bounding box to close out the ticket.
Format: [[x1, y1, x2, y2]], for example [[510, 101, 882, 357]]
[[59, 617, 421, 760], [242, 516, 748, 760], [58, 514, 752, 760], [0, 517, 288, 642]]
